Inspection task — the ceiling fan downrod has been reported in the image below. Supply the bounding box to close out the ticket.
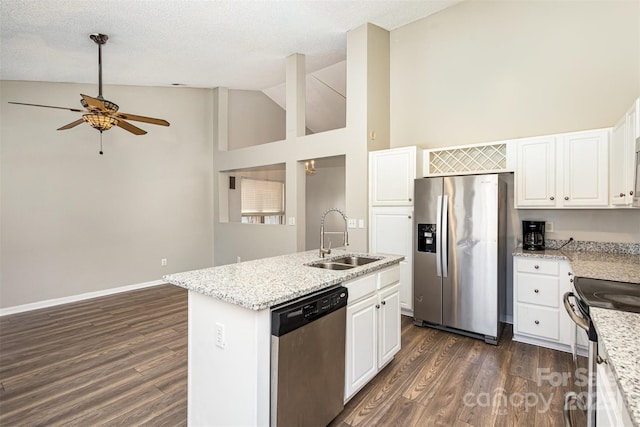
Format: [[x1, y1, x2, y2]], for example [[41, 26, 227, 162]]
[[90, 34, 108, 99]]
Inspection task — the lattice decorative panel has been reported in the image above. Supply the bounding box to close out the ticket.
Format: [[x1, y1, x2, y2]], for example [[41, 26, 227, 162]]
[[429, 143, 507, 174]]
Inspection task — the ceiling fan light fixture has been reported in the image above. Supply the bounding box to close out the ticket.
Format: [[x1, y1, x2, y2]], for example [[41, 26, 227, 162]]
[[83, 114, 118, 131]]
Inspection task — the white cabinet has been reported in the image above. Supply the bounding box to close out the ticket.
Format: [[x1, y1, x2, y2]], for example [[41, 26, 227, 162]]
[[515, 129, 610, 208], [610, 98, 640, 206], [369, 207, 413, 313], [369, 146, 421, 317], [378, 283, 401, 368], [369, 147, 419, 206], [516, 136, 557, 207], [597, 355, 634, 426], [344, 265, 401, 402], [513, 257, 574, 352]]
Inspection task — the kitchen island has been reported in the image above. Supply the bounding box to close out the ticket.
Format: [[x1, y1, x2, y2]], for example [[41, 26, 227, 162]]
[[164, 249, 403, 426]]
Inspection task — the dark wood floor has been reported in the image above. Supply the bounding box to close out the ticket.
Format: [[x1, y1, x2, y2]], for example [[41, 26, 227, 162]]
[[0, 285, 587, 426]]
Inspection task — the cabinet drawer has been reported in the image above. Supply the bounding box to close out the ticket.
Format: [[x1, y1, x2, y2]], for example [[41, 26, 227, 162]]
[[516, 274, 559, 307], [516, 258, 559, 275], [378, 265, 400, 290], [516, 304, 559, 340], [345, 274, 377, 303]]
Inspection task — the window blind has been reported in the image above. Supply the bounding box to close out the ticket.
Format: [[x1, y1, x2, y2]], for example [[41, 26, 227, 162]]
[[241, 178, 285, 215]]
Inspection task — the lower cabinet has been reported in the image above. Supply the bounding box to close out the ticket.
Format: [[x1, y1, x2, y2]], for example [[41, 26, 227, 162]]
[[597, 355, 634, 426], [513, 257, 576, 352], [344, 265, 401, 403]]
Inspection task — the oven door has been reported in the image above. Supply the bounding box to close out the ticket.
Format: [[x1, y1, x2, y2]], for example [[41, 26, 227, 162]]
[[563, 292, 596, 427]]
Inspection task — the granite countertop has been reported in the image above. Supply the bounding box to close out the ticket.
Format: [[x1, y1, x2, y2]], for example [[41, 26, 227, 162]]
[[513, 247, 640, 284], [163, 249, 404, 311], [590, 307, 640, 427], [514, 242, 640, 425]]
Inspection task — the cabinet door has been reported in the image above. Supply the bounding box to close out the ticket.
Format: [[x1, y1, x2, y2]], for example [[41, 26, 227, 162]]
[[369, 207, 413, 312], [378, 283, 401, 369], [515, 137, 557, 207], [345, 294, 378, 401], [561, 130, 609, 207], [370, 147, 416, 206], [610, 116, 630, 205]]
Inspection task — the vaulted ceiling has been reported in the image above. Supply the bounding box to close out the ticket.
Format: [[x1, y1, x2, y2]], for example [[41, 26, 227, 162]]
[[1, 0, 462, 133]]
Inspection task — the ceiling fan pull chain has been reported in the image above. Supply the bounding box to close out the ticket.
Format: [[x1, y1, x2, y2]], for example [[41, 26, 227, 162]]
[[99, 131, 104, 155]]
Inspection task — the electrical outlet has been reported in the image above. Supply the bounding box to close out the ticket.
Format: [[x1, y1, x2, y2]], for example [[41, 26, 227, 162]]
[[215, 322, 226, 349], [545, 222, 554, 233], [288, 217, 295, 226], [237, 256, 241, 263], [358, 219, 365, 229], [161, 258, 167, 266], [348, 219, 357, 228]]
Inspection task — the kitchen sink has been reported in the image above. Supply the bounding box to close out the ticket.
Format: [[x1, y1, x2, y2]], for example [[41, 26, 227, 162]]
[[330, 256, 379, 266], [310, 262, 354, 270], [308, 255, 380, 270]]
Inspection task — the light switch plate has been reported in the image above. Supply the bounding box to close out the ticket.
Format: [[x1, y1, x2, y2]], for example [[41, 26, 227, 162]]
[[288, 217, 295, 226], [545, 222, 554, 232], [358, 219, 365, 228], [348, 219, 357, 228]]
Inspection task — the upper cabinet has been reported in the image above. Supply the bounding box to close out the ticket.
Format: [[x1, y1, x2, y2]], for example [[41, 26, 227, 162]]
[[515, 129, 609, 208], [515, 136, 557, 208], [610, 98, 640, 206], [369, 147, 420, 206]]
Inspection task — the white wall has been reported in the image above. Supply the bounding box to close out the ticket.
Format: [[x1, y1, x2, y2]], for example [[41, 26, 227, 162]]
[[390, 0, 639, 148], [305, 157, 346, 250], [213, 24, 390, 265], [0, 81, 214, 309], [390, 0, 640, 245], [228, 89, 286, 150]]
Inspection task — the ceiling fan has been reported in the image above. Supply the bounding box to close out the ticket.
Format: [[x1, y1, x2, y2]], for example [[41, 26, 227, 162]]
[[9, 34, 170, 151]]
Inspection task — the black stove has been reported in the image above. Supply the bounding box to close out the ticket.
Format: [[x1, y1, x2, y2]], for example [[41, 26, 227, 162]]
[[574, 277, 640, 314]]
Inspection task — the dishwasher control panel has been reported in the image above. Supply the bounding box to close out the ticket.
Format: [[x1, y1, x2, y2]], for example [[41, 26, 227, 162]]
[[272, 286, 348, 336]]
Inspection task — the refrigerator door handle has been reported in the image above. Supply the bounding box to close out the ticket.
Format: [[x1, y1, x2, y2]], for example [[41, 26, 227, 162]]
[[436, 195, 443, 277], [441, 195, 449, 278]]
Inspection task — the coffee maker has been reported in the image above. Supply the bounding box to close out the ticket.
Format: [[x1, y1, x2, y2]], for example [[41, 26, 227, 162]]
[[523, 220, 545, 251]]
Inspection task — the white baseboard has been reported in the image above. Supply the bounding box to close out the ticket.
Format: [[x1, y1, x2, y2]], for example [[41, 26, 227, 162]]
[[0, 279, 165, 317]]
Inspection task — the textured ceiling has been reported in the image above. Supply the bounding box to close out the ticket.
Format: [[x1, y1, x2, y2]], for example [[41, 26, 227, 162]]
[[0, 0, 461, 91]]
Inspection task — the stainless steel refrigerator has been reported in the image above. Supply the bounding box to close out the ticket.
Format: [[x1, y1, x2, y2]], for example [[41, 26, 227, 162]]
[[413, 174, 506, 344]]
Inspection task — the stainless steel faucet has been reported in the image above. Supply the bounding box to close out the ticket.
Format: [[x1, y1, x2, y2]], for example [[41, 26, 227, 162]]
[[319, 208, 349, 257]]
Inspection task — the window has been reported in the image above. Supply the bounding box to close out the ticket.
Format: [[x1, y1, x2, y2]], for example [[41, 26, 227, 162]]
[[240, 178, 285, 224]]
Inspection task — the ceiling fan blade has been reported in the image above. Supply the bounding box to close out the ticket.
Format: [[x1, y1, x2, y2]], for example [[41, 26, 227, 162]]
[[116, 119, 147, 135], [115, 112, 170, 126], [9, 102, 84, 113], [57, 118, 86, 130], [80, 94, 107, 111]]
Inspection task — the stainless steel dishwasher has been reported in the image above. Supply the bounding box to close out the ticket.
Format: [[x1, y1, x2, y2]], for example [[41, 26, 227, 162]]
[[270, 285, 348, 427]]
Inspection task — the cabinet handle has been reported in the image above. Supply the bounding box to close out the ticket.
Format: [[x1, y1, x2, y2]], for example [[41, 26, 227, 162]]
[[381, 300, 386, 305], [564, 196, 569, 201], [408, 215, 412, 219], [620, 193, 626, 197], [570, 278, 574, 283], [534, 289, 539, 293], [409, 198, 412, 202], [376, 304, 380, 309], [596, 355, 607, 364], [630, 191, 634, 195], [534, 265, 539, 269], [534, 320, 540, 325], [550, 196, 555, 201], [568, 272, 573, 276]]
